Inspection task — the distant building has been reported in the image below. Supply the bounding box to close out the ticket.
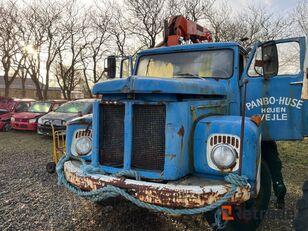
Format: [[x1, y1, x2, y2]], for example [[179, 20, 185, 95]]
[[0, 76, 62, 99]]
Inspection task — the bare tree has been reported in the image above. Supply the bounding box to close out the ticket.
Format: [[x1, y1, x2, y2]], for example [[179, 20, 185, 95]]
[[201, 1, 292, 44], [54, 60, 82, 100], [108, 4, 129, 56], [17, 58, 28, 98], [0, 1, 25, 97], [167, 0, 216, 22], [81, 7, 111, 97], [20, 2, 49, 100], [40, 1, 67, 100], [237, 4, 292, 44], [294, 0, 308, 35], [125, 0, 166, 48], [203, 1, 234, 42], [54, 1, 90, 100], [16, 0, 68, 100]]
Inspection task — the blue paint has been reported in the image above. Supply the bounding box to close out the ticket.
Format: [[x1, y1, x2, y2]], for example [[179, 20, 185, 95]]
[[243, 37, 306, 140], [123, 102, 133, 170], [194, 116, 261, 188], [92, 76, 228, 96], [66, 123, 92, 162], [91, 102, 100, 165], [64, 38, 308, 195]]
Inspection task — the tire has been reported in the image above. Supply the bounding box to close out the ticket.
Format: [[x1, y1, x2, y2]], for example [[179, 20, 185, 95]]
[[3, 122, 11, 132], [205, 161, 272, 231], [293, 180, 308, 231], [46, 162, 56, 174]]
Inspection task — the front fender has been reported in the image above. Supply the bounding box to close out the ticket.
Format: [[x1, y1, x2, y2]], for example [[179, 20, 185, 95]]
[[66, 115, 93, 161], [194, 116, 261, 190]]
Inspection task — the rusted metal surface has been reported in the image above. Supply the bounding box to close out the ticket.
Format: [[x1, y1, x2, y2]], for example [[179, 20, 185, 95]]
[[64, 161, 251, 208], [177, 126, 185, 136]]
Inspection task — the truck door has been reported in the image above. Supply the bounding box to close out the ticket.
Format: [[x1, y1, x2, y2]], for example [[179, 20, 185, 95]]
[[242, 37, 306, 141]]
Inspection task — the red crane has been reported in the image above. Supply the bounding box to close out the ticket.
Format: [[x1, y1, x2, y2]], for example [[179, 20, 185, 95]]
[[157, 15, 213, 47]]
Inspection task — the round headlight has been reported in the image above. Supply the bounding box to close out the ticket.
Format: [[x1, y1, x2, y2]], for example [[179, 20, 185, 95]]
[[75, 136, 92, 155], [11, 117, 15, 122], [29, 118, 37, 123], [211, 144, 237, 169]]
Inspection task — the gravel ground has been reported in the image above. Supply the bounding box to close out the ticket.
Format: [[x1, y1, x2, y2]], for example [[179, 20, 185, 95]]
[[0, 131, 307, 231]]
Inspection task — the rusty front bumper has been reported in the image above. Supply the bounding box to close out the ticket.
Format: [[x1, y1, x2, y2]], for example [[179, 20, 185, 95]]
[[64, 160, 251, 208]]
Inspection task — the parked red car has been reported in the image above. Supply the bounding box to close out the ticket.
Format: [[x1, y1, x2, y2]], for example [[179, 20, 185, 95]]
[[0, 97, 35, 132], [11, 100, 66, 131]]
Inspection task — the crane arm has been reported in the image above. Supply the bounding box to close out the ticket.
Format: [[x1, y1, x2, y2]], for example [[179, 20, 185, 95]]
[[157, 15, 212, 47]]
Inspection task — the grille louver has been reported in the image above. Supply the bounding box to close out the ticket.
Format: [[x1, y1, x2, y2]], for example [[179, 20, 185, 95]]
[[132, 105, 166, 171], [99, 104, 125, 167]]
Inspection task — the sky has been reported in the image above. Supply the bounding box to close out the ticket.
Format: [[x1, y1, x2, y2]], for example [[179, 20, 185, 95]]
[[81, 0, 299, 16], [220, 0, 298, 14]]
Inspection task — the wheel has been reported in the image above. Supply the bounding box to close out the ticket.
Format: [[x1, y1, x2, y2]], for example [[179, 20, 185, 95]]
[[46, 162, 56, 174], [293, 180, 308, 231], [3, 122, 11, 132], [205, 161, 272, 231]]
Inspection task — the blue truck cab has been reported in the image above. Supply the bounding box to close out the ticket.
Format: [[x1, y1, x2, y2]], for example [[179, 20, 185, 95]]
[[57, 36, 308, 230]]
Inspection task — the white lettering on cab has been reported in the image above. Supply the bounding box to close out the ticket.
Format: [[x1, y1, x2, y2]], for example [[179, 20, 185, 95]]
[[246, 96, 304, 121]]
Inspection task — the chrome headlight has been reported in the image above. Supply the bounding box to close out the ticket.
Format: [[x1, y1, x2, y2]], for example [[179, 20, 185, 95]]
[[210, 144, 237, 169], [11, 117, 15, 122], [75, 136, 92, 155]]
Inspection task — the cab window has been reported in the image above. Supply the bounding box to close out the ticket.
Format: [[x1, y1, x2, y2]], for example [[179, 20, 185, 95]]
[[248, 42, 300, 77]]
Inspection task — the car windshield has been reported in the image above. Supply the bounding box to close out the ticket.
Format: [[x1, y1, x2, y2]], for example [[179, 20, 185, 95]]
[[55, 101, 90, 113], [28, 102, 51, 113], [137, 49, 233, 78], [0, 98, 14, 110], [0, 109, 8, 115], [0, 99, 10, 103]]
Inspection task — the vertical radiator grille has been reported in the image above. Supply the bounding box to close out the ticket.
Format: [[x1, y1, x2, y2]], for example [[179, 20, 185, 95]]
[[132, 105, 166, 171], [99, 104, 125, 167]]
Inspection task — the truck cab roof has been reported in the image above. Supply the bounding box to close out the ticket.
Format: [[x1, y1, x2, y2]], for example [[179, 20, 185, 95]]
[[138, 42, 247, 56]]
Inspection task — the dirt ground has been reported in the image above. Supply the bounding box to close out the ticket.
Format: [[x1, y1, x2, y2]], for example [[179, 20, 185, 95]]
[[0, 131, 307, 231]]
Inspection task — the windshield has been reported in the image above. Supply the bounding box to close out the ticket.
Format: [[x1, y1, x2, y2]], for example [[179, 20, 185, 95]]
[[28, 102, 51, 113], [137, 49, 233, 78], [0, 109, 8, 115], [0, 98, 14, 111], [55, 101, 90, 113], [0, 98, 11, 103]]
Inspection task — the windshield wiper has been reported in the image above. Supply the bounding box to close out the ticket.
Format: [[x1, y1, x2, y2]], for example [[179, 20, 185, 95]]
[[175, 73, 196, 76], [175, 73, 205, 80]]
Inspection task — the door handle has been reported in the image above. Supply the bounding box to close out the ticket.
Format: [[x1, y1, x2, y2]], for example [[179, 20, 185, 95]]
[[290, 81, 303, 85]]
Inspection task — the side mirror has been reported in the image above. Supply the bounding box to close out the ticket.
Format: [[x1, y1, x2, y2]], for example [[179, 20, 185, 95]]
[[254, 41, 278, 79], [262, 41, 278, 78], [78, 111, 83, 117], [104, 56, 116, 79]]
